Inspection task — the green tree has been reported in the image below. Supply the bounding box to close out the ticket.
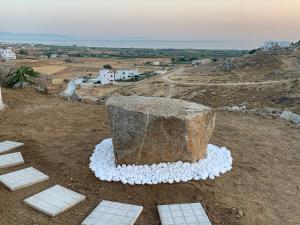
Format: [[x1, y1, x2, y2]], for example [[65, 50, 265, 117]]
[[103, 64, 112, 69], [248, 49, 257, 54], [19, 49, 29, 55], [6, 66, 40, 88]]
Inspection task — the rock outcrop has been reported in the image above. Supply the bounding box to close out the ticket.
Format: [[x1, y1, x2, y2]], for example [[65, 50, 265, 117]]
[[222, 58, 237, 72], [34, 74, 52, 93], [281, 111, 300, 127], [60, 80, 78, 99], [106, 95, 216, 165]]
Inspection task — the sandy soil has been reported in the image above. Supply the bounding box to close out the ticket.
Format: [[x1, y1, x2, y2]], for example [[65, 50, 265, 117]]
[[77, 85, 119, 99], [162, 67, 299, 86], [33, 65, 67, 75], [0, 88, 299, 225], [160, 53, 300, 84]]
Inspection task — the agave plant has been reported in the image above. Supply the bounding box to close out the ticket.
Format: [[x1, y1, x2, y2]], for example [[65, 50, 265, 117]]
[[6, 65, 39, 88]]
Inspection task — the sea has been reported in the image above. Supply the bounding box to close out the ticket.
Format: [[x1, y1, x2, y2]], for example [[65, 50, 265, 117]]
[[0, 38, 262, 50]]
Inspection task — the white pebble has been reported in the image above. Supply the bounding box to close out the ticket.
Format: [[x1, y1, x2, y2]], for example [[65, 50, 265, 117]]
[[89, 139, 233, 185]]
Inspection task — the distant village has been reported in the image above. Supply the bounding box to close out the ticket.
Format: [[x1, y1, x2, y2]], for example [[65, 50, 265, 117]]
[[262, 40, 291, 51], [1, 40, 300, 62]]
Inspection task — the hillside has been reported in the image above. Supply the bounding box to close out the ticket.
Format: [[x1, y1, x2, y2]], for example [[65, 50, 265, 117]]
[[115, 51, 300, 113]]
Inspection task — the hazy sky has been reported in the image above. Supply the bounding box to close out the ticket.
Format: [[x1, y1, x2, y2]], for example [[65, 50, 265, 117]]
[[1, 0, 299, 41]]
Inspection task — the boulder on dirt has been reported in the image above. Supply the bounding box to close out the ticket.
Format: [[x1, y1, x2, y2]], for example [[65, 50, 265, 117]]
[[0, 62, 16, 85], [106, 95, 216, 165], [250, 107, 282, 117], [222, 105, 247, 113], [34, 74, 52, 93], [280, 111, 300, 127], [60, 80, 78, 99], [222, 58, 237, 72]]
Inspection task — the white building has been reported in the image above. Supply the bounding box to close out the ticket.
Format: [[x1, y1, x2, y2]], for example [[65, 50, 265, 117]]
[[50, 54, 58, 59], [263, 41, 290, 51], [115, 69, 139, 80], [97, 69, 115, 84], [59, 54, 68, 59], [90, 68, 140, 85], [192, 58, 212, 65], [154, 70, 168, 75], [0, 48, 16, 61]]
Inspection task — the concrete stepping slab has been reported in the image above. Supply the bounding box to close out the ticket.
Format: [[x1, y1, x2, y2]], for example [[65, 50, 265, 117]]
[[0, 152, 24, 169], [158, 203, 212, 225], [0, 167, 49, 191], [24, 185, 86, 217], [82, 200, 143, 225], [0, 141, 24, 154]]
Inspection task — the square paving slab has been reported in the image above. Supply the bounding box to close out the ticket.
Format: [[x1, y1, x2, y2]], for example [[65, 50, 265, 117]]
[[0, 152, 24, 169], [0, 141, 24, 154], [81, 200, 143, 225], [158, 203, 212, 225], [0, 167, 49, 191], [24, 185, 86, 217]]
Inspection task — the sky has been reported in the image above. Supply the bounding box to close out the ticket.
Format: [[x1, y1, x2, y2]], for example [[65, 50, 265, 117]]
[[0, 0, 299, 41]]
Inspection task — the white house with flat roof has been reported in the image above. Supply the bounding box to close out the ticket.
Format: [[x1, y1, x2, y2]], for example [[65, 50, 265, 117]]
[[192, 58, 212, 65], [0, 48, 16, 61], [92, 68, 140, 85], [97, 69, 115, 84], [115, 69, 139, 80], [263, 41, 290, 51]]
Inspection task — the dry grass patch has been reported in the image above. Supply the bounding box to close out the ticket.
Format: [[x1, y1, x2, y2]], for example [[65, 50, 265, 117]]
[[33, 65, 67, 75]]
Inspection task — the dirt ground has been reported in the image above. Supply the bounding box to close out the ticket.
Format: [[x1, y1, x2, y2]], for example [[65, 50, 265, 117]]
[[116, 53, 300, 114], [0, 88, 299, 225], [66, 53, 300, 114]]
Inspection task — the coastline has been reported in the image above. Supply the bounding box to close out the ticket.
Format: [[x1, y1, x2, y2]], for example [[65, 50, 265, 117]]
[[0, 39, 261, 50]]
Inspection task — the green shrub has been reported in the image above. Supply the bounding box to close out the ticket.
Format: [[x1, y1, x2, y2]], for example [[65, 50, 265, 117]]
[[6, 66, 40, 88], [103, 64, 112, 69]]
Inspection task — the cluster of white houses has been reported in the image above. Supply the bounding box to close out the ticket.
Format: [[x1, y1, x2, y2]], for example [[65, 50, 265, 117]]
[[98, 69, 140, 84], [263, 40, 291, 51], [80, 69, 140, 85], [0, 48, 16, 61]]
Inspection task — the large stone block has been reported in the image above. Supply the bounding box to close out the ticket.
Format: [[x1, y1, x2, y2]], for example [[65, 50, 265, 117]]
[[106, 95, 216, 165]]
